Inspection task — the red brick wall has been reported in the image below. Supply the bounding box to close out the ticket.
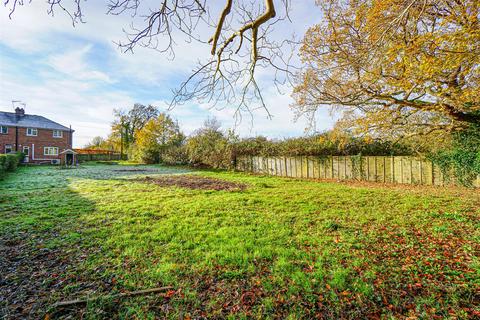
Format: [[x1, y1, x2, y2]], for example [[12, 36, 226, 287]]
[[0, 126, 73, 163], [0, 126, 15, 154]]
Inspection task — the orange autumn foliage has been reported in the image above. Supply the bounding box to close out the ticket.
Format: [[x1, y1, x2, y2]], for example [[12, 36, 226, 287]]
[[293, 0, 480, 140]]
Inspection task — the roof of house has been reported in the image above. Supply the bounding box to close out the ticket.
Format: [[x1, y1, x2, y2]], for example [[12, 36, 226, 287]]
[[0, 111, 72, 131], [60, 149, 78, 154]]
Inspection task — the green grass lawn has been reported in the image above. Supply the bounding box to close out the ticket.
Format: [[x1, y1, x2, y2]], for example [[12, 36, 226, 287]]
[[1, 163, 479, 319]]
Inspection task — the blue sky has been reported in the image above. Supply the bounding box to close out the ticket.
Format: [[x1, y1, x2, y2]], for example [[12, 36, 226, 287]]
[[0, 1, 334, 147]]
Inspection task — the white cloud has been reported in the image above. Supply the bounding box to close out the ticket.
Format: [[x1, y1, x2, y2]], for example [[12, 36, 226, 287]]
[[0, 1, 334, 148], [1, 1, 209, 84], [164, 85, 334, 139], [47, 44, 113, 83], [0, 76, 133, 147]]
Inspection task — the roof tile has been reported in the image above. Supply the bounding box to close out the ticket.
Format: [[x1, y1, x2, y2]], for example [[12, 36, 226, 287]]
[[0, 111, 72, 131]]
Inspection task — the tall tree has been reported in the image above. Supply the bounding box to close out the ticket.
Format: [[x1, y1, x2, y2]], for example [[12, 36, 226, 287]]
[[111, 104, 160, 151], [293, 0, 480, 140], [133, 113, 184, 163]]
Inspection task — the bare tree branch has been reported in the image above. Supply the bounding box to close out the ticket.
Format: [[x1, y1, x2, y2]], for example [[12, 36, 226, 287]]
[[4, 0, 296, 120]]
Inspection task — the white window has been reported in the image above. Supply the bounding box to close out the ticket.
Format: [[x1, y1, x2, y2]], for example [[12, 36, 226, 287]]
[[5, 144, 13, 154], [44, 147, 59, 156], [27, 128, 38, 136], [0, 126, 7, 134], [23, 146, 30, 156], [53, 130, 63, 138]]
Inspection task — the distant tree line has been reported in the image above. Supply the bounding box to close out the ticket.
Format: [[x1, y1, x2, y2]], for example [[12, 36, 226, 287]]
[[84, 103, 479, 184], [84, 103, 468, 170]]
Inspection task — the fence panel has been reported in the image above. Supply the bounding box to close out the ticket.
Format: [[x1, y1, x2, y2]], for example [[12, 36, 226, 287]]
[[236, 155, 478, 188], [77, 153, 122, 162]]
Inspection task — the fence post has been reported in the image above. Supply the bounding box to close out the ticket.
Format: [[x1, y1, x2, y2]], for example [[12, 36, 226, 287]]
[[330, 156, 334, 179], [294, 157, 298, 177], [410, 158, 413, 184], [337, 156, 341, 179], [298, 157, 302, 178], [383, 157, 386, 183], [291, 157, 296, 177], [391, 156, 395, 183], [306, 157, 309, 178], [317, 157, 322, 179], [400, 157, 404, 184], [366, 157, 370, 181], [419, 159, 423, 185]]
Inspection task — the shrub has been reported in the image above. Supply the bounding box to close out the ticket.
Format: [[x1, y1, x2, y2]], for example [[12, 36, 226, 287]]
[[185, 118, 236, 169], [429, 125, 480, 187], [232, 132, 413, 157], [162, 145, 189, 165], [0, 152, 23, 179], [232, 136, 277, 157], [5, 154, 18, 171], [0, 155, 5, 175], [186, 129, 233, 169]]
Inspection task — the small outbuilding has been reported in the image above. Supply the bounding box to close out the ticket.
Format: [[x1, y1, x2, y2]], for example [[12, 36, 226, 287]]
[[60, 149, 77, 166]]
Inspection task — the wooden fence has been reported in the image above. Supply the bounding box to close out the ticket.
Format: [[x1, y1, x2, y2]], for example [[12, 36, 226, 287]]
[[77, 153, 123, 162], [236, 155, 480, 188]]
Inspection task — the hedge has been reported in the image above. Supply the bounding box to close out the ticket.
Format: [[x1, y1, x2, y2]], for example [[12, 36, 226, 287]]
[[0, 152, 24, 179]]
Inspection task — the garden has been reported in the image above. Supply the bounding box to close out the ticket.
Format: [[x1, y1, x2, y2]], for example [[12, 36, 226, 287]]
[[1, 163, 478, 319]]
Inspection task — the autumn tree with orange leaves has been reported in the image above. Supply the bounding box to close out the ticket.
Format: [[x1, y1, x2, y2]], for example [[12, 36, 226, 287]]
[[293, 0, 480, 140], [133, 113, 185, 164]]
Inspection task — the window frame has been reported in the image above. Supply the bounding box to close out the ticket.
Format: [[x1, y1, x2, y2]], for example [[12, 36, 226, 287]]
[[0, 126, 8, 134], [52, 130, 63, 138], [22, 146, 30, 156], [5, 144, 13, 154], [26, 128, 38, 136], [44, 147, 59, 156]]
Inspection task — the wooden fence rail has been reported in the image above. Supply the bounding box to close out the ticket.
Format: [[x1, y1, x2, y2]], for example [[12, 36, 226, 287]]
[[236, 155, 480, 188]]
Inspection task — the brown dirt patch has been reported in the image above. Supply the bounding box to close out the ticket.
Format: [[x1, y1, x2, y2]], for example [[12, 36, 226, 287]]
[[140, 175, 247, 191], [113, 169, 151, 173]]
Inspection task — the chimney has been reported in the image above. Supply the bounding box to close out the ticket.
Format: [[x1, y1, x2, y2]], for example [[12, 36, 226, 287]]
[[15, 107, 25, 117]]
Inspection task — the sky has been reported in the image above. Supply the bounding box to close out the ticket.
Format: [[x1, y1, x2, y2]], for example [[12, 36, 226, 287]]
[[0, 1, 334, 147]]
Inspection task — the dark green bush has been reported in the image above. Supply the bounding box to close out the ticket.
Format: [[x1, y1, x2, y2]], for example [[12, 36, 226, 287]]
[[232, 136, 278, 157], [429, 125, 480, 187], [162, 145, 189, 165], [186, 129, 233, 169], [0, 152, 23, 179], [233, 132, 413, 157], [0, 155, 5, 175]]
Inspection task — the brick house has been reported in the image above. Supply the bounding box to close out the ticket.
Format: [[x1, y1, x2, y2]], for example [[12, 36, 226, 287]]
[[0, 107, 75, 164]]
